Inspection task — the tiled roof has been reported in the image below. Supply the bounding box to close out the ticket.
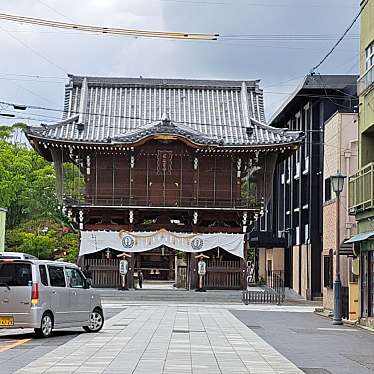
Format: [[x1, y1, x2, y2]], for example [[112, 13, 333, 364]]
[[26, 75, 302, 147]]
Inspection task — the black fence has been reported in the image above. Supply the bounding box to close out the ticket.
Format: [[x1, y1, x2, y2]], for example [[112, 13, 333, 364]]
[[242, 270, 285, 305]]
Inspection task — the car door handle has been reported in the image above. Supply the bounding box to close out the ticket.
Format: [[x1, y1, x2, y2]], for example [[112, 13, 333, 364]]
[[72, 291, 77, 296], [52, 291, 56, 294]]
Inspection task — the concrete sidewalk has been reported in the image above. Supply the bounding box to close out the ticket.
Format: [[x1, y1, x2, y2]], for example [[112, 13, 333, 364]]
[[15, 305, 303, 374]]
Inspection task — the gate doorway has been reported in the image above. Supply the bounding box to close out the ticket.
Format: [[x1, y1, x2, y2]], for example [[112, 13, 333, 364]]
[[80, 246, 245, 290]]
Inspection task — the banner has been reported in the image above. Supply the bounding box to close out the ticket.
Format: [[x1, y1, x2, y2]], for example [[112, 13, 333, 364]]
[[79, 229, 244, 258]]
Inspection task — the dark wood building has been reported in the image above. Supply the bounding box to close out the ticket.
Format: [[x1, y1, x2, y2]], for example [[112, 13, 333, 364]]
[[26, 75, 302, 289], [253, 75, 358, 299]]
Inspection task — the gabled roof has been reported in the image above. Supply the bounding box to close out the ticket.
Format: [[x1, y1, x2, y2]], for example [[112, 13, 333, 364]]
[[270, 74, 358, 126], [26, 74, 303, 148]]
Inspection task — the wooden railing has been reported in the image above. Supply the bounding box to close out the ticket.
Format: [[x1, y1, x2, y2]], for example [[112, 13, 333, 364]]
[[205, 259, 242, 289], [64, 194, 258, 209], [349, 162, 374, 214]]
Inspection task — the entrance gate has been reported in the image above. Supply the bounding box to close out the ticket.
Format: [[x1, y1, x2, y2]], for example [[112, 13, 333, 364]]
[[205, 259, 243, 289]]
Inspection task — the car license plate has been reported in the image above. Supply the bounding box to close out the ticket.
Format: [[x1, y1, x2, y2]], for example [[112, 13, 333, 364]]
[[0, 316, 14, 326]]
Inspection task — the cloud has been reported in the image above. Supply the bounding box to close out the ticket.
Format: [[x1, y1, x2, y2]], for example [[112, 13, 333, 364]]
[[0, 0, 359, 124]]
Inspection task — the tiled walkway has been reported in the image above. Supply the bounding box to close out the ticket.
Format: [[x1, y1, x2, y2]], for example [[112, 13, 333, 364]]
[[15, 305, 303, 374]]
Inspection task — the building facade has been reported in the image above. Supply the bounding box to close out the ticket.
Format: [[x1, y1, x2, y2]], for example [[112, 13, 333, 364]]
[[26, 75, 302, 289], [348, 0, 374, 326], [254, 75, 358, 299], [322, 112, 358, 319]]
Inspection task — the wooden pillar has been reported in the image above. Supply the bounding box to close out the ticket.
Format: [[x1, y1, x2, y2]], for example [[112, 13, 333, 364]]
[[51, 148, 63, 204], [128, 255, 135, 289], [193, 155, 199, 205], [189, 253, 198, 290]]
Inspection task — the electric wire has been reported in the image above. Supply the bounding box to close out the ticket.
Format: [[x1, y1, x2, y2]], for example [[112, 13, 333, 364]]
[[0, 13, 219, 41]]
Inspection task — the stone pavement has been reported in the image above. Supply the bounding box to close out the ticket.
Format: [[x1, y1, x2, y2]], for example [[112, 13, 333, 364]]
[[15, 305, 304, 374]]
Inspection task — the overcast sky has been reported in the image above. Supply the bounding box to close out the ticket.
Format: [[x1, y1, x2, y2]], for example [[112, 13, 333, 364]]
[[0, 0, 359, 125]]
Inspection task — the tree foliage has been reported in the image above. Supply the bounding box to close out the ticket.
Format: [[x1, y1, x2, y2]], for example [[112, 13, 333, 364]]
[[1, 125, 79, 262], [0, 125, 57, 227]]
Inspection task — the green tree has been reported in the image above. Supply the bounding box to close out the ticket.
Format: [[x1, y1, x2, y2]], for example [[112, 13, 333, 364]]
[[0, 125, 58, 227]]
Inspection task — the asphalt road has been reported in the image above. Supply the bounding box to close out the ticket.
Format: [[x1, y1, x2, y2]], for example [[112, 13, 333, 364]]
[[231, 310, 374, 374], [0, 306, 124, 374]]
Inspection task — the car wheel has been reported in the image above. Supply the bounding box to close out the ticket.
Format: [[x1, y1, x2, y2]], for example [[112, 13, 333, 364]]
[[83, 308, 104, 333], [34, 312, 53, 338]]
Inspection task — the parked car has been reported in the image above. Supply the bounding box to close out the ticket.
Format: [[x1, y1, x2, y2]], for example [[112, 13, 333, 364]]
[[0, 256, 104, 338], [0, 252, 38, 260]]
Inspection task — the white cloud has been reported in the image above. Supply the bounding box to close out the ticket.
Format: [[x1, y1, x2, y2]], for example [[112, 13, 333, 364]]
[[0, 0, 359, 124]]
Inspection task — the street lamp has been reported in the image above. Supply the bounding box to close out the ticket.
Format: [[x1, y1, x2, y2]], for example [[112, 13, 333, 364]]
[[330, 171, 346, 325]]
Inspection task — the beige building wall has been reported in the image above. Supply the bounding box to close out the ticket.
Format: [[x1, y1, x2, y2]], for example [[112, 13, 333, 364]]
[[257, 247, 285, 284], [322, 112, 358, 310], [292, 244, 312, 299], [258, 248, 266, 281]]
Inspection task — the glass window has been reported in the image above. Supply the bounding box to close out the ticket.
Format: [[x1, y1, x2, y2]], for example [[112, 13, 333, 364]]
[[366, 42, 374, 70], [39, 265, 48, 286], [48, 266, 66, 287], [323, 251, 333, 289], [325, 177, 332, 202], [65, 268, 85, 288], [0, 262, 32, 286]]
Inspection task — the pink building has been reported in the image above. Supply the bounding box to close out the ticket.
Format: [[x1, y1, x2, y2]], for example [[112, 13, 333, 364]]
[[323, 112, 358, 319]]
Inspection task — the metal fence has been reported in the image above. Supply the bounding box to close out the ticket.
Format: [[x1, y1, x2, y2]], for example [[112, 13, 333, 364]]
[[242, 270, 285, 305]]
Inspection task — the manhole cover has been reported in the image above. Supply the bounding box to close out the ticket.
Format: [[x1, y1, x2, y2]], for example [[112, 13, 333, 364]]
[[300, 368, 333, 374]]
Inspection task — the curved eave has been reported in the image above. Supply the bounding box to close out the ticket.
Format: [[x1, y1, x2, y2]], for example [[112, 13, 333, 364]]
[[112, 132, 223, 148], [26, 132, 302, 154]]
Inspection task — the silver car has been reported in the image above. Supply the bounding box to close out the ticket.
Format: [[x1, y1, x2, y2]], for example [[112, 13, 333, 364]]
[[0, 257, 104, 338]]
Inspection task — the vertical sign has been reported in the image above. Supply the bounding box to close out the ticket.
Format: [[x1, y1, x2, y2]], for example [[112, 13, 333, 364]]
[[0, 208, 6, 252]]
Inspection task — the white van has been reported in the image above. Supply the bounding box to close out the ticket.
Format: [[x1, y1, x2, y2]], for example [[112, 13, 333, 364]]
[[0, 257, 104, 338]]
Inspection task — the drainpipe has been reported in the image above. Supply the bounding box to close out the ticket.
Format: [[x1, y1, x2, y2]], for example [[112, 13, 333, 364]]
[[0, 208, 7, 252]]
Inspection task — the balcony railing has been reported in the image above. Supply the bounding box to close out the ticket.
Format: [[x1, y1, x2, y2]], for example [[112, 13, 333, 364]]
[[349, 162, 374, 213], [63, 194, 259, 210], [358, 64, 374, 96]]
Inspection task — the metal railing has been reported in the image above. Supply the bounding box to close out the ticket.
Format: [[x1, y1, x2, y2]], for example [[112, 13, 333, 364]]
[[242, 270, 285, 305], [358, 64, 374, 96], [349, 162, 374, 214], [267, 270, 285, 302]]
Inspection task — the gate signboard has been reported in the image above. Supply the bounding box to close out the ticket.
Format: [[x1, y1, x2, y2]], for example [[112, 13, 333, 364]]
[[119, 259, 128, 275]]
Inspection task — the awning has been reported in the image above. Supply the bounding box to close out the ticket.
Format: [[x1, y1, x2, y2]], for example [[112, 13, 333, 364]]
[[345, 231, 374, 244], [339, 242, 354, 256], [79, 229, 245, 258]]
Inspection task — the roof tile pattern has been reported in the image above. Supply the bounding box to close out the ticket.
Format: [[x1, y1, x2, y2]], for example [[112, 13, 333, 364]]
[[27, 75, 302, 147]]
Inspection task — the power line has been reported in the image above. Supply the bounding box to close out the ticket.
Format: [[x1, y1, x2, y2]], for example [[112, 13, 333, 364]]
[[310, 0, 368, 74], [0, 24, 66, 72], [0, 12, 219, 41]]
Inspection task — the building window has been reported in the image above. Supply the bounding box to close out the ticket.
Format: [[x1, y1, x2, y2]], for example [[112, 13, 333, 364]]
[[366, 42, 374, 70], [323, 250, 333, 289], [295, 226, 300, 245], [324, 177, 332, 202]]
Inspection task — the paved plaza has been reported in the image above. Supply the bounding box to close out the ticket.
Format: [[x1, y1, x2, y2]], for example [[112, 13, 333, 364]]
[[14, 304, 303, 374], [0, 301, 372, 374]]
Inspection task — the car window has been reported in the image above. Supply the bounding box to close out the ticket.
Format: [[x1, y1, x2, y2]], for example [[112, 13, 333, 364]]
[[0, 262, 32, 286], [48, 266, 66, 287], [65, 268, 85, 288], [39, 265, 49, 286]]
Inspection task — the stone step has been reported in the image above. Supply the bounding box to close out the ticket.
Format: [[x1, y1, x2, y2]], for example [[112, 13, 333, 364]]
[[97, 288, 243, 303]]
